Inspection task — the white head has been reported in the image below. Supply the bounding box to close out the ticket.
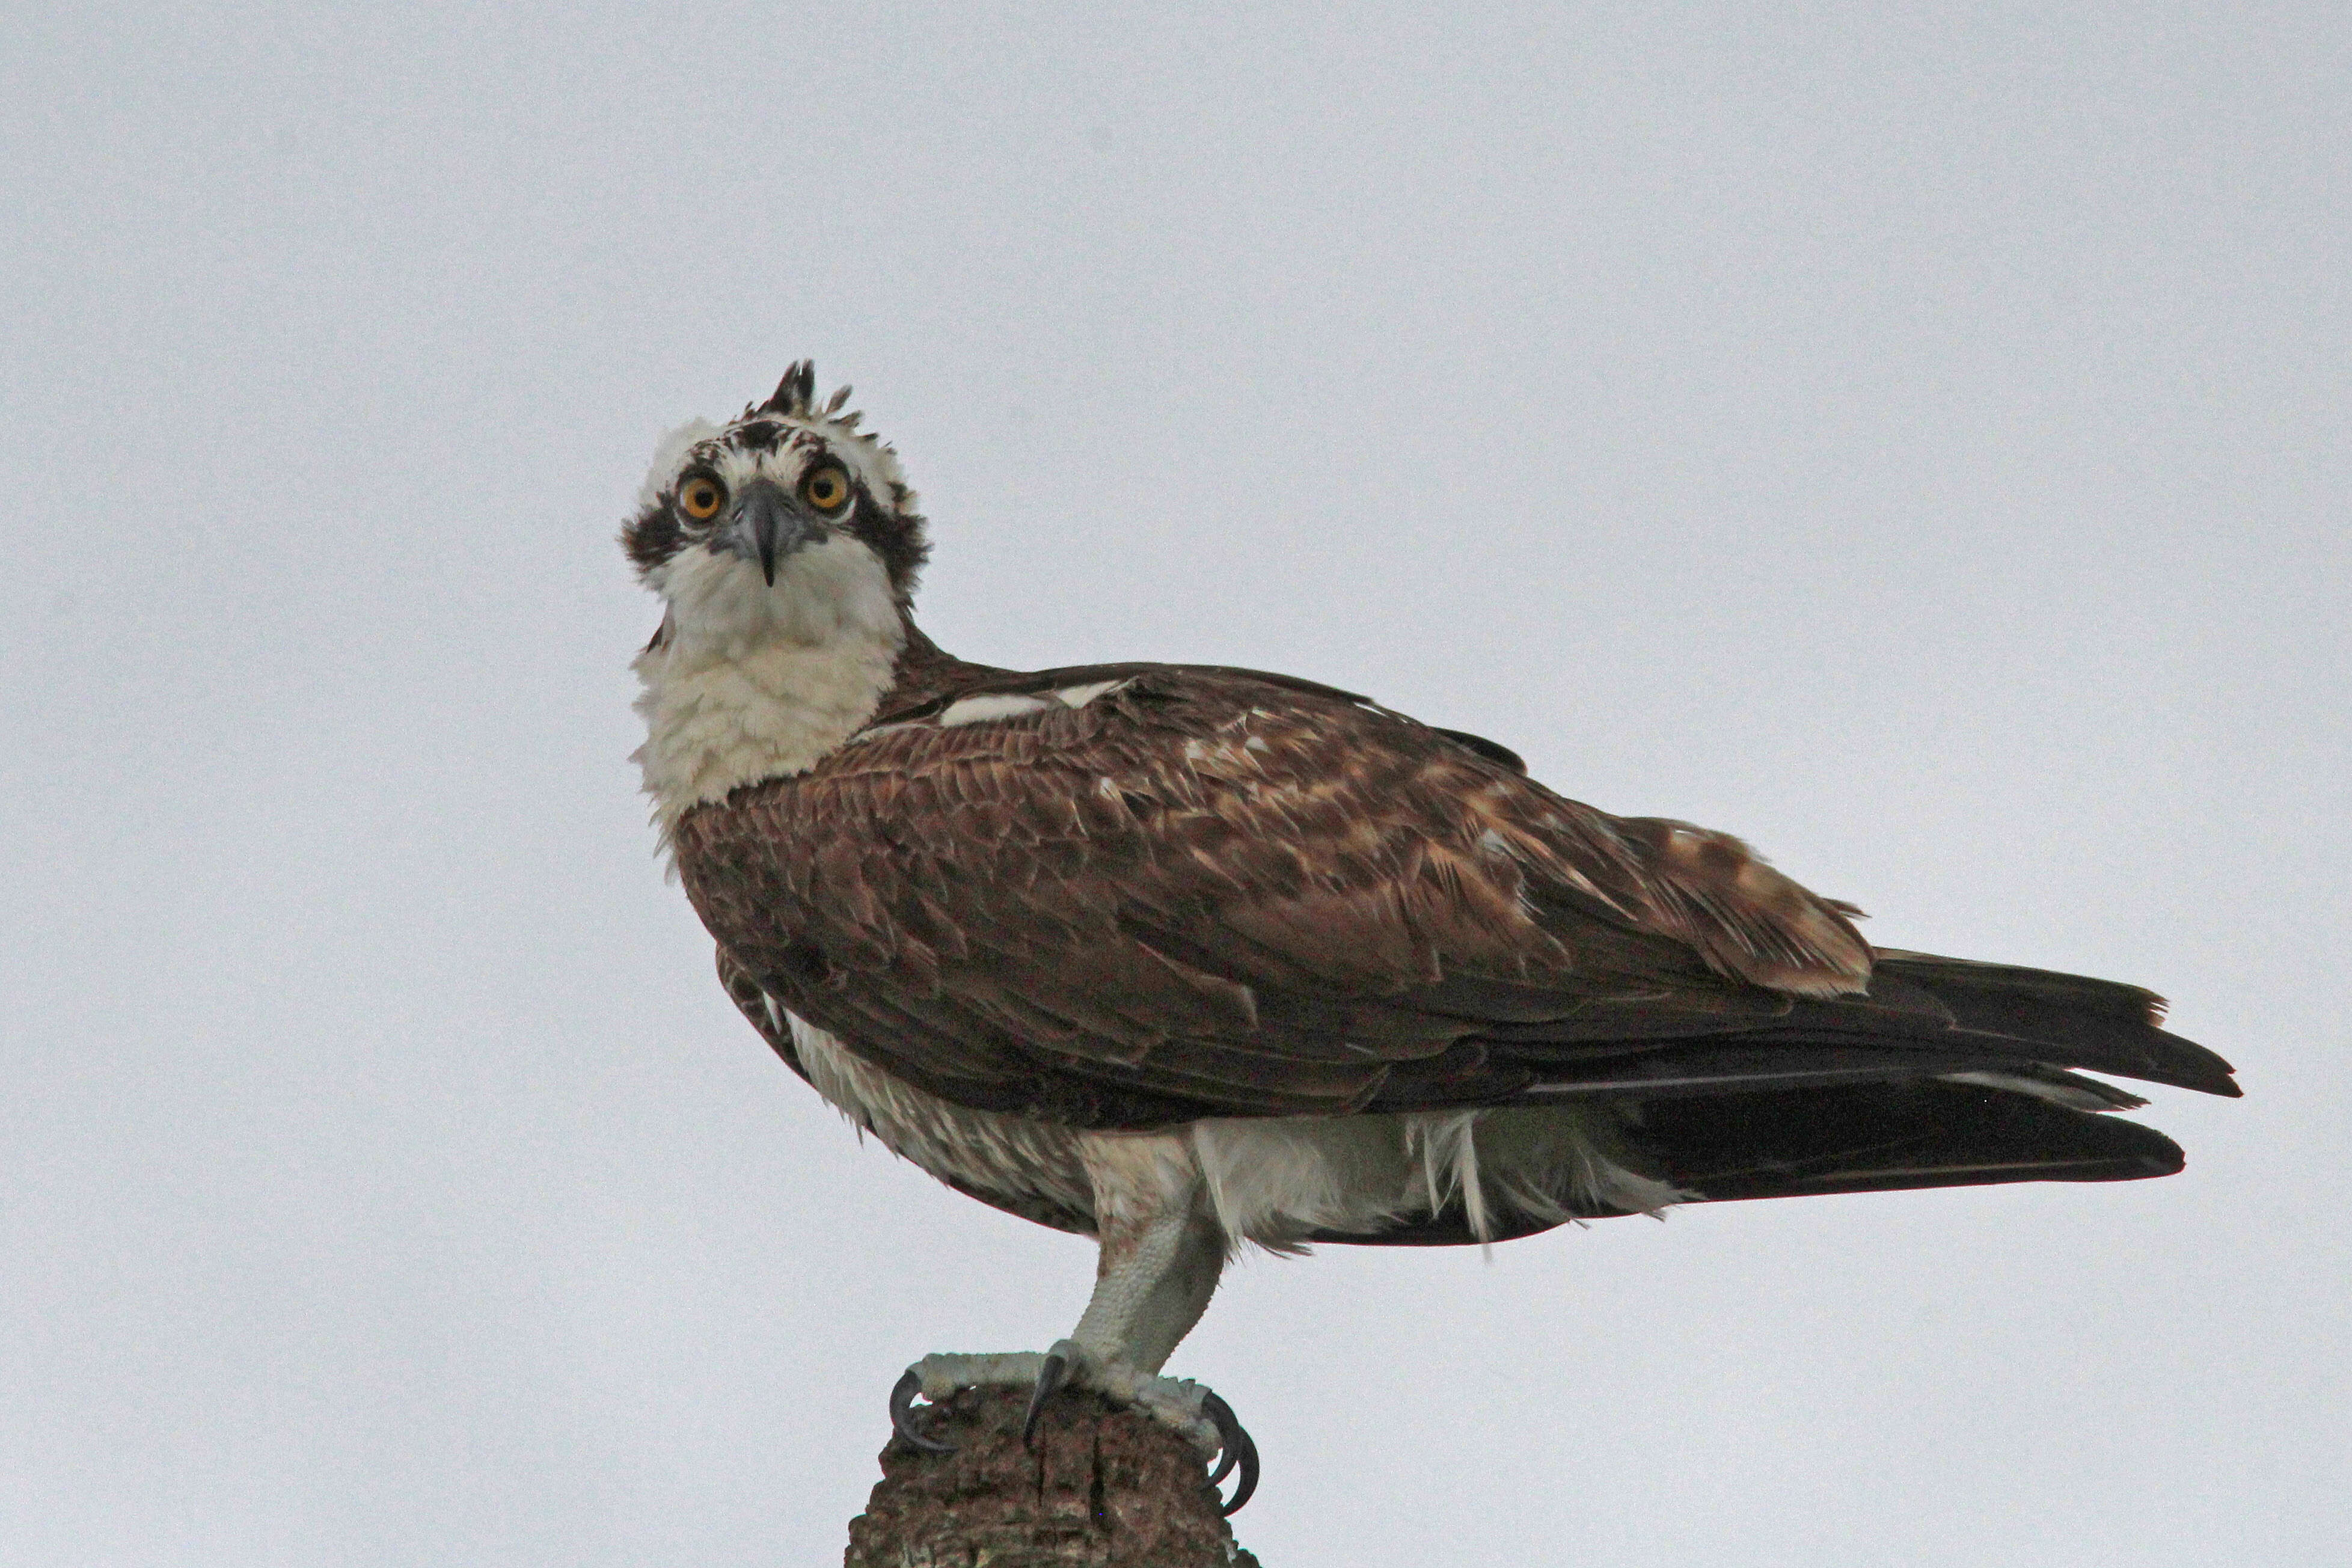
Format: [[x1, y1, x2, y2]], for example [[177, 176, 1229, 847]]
[[622, 362, 928, 659], [623, 364, 926, 831]]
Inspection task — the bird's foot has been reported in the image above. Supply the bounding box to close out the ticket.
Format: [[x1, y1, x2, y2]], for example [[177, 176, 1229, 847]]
[[887, 1341, 1260, 1513]]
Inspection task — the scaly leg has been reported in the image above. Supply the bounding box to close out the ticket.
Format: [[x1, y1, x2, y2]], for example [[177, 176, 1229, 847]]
[[887, 1132, 1260, 1511]]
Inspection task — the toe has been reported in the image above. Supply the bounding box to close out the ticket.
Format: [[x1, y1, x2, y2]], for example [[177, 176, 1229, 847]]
[[890, 1352, 1261, 1512], [913, 1350, 1046, 1401]]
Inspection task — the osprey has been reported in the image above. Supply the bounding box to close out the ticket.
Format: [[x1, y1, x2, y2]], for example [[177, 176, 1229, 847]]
[[624, 364, 2239, 1513]]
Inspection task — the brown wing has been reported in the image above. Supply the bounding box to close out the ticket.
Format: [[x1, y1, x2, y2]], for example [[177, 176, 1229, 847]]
[[670, 665, 1917, 1126]]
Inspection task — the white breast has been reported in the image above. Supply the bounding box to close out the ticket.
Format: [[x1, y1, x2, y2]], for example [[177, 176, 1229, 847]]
[[632, 534, 905, 837]]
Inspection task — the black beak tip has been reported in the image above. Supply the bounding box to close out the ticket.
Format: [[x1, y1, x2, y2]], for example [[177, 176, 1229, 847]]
[[735, 479, 792, 587]]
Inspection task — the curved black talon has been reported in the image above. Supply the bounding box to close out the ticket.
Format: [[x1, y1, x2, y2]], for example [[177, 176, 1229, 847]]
[[1220, 1426, 1260, 1515], [1199, 1389, 1260, 1514], [1021, 1349, 1073, 1448], [889, 1370, 957, 1454], [1205, 1400, 1239, 1486]]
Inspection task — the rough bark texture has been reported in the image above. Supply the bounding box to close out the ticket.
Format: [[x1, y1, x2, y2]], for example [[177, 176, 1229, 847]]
[[844, 1387, 1261, 1567]]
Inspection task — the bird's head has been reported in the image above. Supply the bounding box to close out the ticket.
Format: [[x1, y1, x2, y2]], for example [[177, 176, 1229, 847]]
[[622, 363, 927, 652]]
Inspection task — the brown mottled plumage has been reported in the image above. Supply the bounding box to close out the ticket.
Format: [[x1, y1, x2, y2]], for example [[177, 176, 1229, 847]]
[[675, 633, 2235, 1209], [679, 646, 1873, 1122]]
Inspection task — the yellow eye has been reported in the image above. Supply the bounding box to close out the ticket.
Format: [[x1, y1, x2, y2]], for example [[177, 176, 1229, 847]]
[[678, 476, 726, 520], [801, 465, 851, 513]]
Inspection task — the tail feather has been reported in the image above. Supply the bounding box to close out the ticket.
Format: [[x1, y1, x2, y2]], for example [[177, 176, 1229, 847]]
[[1866, 951, 2240, 1097], [1470, 950, 2242, 1103], [1635, 1077, 2187, 1204], [1320, 1075, 2190, 1246]]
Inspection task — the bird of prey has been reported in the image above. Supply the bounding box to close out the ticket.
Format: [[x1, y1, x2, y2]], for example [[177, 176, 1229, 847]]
[[623, 364, 2239, 1513]]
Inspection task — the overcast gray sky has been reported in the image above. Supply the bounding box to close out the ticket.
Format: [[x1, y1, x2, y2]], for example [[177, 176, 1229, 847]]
[[3, 4, 2345, 1563]]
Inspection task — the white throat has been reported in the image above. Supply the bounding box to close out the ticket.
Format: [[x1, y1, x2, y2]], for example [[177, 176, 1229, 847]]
[[632, 534, 905, 839]]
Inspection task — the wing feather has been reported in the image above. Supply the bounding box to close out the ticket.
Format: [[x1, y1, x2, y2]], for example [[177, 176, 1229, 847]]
[[675, 664, 2234, 1129]]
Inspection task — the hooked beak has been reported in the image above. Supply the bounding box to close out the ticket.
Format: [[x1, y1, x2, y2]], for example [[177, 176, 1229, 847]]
[[724, 478, 819, 586]]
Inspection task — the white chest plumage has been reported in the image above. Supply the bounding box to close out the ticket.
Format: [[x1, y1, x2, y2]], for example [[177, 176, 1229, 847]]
[[631, 534, 904, 837]]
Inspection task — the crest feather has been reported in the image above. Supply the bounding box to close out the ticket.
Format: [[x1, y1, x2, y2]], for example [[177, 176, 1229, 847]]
[[758, 361, 817, 417]]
